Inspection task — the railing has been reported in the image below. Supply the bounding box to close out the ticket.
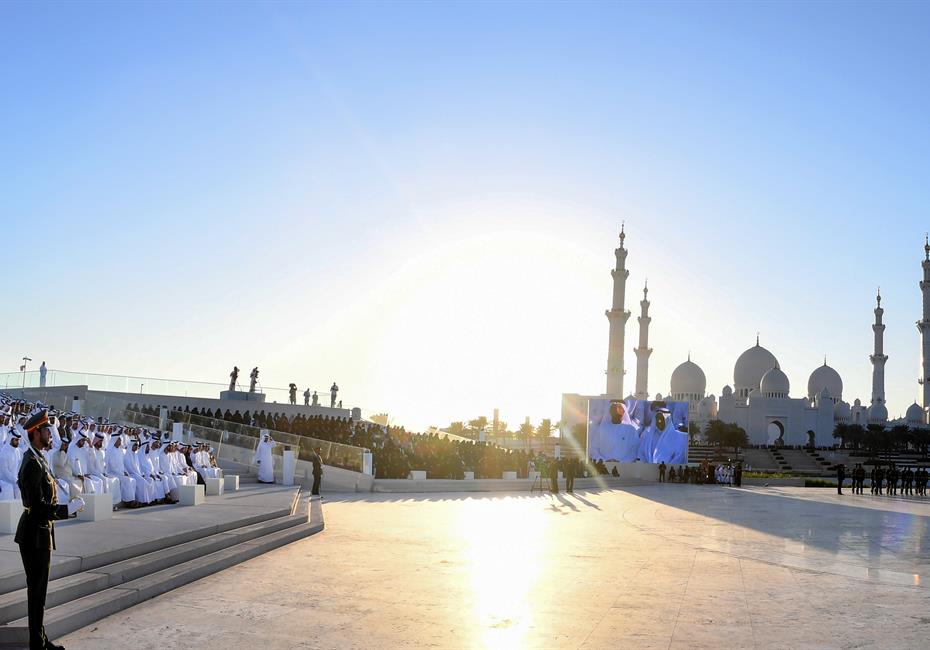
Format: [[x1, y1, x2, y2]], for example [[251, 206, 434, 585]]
[[0, 369, 341, 409], [116, 405, 368, 473]]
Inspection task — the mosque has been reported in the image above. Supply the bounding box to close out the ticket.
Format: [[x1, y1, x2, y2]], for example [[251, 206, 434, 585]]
[[561, 229, 930, 452]]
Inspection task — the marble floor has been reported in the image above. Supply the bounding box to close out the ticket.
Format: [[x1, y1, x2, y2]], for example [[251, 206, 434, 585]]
[[62, 486, 930, 649]]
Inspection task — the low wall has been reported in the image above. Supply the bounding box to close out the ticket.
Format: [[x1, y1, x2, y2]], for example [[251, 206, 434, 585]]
[[372, 476, 644, 493]]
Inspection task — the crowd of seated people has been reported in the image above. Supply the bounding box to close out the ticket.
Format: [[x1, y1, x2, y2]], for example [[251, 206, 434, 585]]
[[131, 403, 535, 479], [1, 393, 222, 508]]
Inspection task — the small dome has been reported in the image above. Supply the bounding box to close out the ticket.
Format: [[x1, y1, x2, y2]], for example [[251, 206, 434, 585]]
[[670, 359, 707, 396], [748, 388, 762, 403], [808, 362, 843, 401], [906, 402, 924, 424], [854, 398, 862, 407], [834, 400, 851, 420], [722, 385, 733, 397], [868, 402, 888, 423], [734, 340, 778, 392], [760, 363, 790, 397]]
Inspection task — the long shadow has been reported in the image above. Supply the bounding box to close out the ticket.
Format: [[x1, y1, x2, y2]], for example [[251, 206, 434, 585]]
[[554, 494, 580, 512], [624, 484, 930, 564], [321, 488, 626, 505], [565, 492, 602, 510]]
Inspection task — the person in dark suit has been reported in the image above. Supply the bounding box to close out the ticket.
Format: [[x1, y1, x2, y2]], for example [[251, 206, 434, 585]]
[[311, 446, 323, 496], [548, 457, 559, 494], [836, 464, 846, 495], [16, 409, 84, 650], [564, 457, 575, 493]]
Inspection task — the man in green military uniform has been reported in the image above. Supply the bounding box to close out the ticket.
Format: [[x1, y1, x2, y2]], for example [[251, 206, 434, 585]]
[[15, 409, 84, 650]]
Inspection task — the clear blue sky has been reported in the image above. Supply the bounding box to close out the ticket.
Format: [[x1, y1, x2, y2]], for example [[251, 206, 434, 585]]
[[2, 1, 929, 430]]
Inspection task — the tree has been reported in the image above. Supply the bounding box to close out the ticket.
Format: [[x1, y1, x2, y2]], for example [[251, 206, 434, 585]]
[[833, 423, 849, 449], [688, 421, 701, 446], [704, 419, 748, 456], [518, 420, 535, 445], [535, 418, 554, 438]]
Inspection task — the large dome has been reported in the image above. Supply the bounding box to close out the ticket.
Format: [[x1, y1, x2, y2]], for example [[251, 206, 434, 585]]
[[670, 359, 706, 396], [808, 362, 843, 401], [734, 341, 778, 392], [834, 400, 851, 421], [868, 402, 888, 423], [906, 402, 924, 425], [760, 363, 790, 397]]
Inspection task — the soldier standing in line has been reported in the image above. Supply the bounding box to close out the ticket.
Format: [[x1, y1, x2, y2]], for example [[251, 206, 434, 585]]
[[564, 456, 575, 494], [836, 463, 846, 495]]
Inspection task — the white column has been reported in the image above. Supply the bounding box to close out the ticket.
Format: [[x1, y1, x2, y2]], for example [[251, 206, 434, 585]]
[[634, 282, 652, 400], [606, 224, 631, 397], [919, 237, 930, 412], [871, 289, 887, 408]]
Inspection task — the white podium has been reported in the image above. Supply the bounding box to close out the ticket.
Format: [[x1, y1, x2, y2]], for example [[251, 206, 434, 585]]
[[502, 471, 518, 480], [78, 492, 113, 522], [0, 501, 23, 534], [409, 470, 427, 480], [179, 484, 205, 506], [463, 471, 474, 480], [204, 477, 224, 496], [282, 450, 296, 486], [224, 475, 240, 492]]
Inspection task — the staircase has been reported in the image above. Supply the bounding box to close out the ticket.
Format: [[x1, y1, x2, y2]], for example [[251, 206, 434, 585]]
[[0, 491, 322, 646]]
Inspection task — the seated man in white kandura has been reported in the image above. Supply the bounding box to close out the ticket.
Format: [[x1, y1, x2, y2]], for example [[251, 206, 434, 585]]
[[0, 428, 23, 501], [193, 443, 222, 481], [106, 434, 139, 508], [124, 438, 156, 506], [89, 431, 122, 503]]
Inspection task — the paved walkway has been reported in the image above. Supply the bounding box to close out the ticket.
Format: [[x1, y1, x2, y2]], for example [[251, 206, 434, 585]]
[[61, 486, 930, 649]]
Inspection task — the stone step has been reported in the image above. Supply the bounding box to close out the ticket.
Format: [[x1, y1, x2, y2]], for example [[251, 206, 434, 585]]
[[0, 510, 321, 646], [0, 511, 307, 626], [0, 504, 293, 597]]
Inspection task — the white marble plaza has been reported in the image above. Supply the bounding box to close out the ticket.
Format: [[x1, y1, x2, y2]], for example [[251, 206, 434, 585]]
[[62, 485, 930, 649]]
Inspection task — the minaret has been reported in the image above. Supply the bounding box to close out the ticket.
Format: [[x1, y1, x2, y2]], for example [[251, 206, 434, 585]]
[[918, 236, 930, 409], [871, 287, 888, 408], [605, 224, 631, 397], [633, 281, 652, 400]]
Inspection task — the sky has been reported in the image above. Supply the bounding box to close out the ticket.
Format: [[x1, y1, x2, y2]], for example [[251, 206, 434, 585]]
[[2, 1, 929, 431]]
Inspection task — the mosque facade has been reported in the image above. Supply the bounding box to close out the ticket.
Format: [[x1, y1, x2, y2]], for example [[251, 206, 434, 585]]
[[561, 229, 930, 454]]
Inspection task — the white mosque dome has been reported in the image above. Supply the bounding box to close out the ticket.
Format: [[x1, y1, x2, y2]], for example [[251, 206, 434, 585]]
[[808, 362, 843, 402], [760, 363, 790, 398], [734, 341, 778, 392], [906, 402, 924, 425], [834, 400, 851, 421], [670, 359, 706, 397], [747, 388, 762, 403], [868, 402, 888, 423], [722, 385, 733, 397]]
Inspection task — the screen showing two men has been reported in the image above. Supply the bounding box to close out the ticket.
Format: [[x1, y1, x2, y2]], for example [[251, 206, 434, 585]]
[[587, 398, 689, 464]]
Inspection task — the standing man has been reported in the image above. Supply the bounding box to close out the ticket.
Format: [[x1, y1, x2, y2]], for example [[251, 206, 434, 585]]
[[836, 463, 846, 495], [249, 367, 259, 393], [229, 366, 239, 392], [311, 446, 323, 496], [17, 409, 84, 650], [288, 384, 297, 405], [658, 461, 667, 483], [330, 382, 339, 408], [548, 456, 559, 494], [303, 388, 311, 407], [564, 456, 575, 494], [38, 363, 47, 388]]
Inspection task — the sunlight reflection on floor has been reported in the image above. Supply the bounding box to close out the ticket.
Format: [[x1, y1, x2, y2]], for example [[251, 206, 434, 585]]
[[457, 496, 548, 649]]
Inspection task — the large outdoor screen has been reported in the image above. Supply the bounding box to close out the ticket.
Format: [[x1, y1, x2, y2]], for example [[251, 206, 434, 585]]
[[587, 398, 689, 464]]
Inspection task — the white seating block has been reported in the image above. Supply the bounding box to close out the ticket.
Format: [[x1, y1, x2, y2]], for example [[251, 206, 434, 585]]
[[77, 492, 113, 522], [0, 501, 23, 534], [179, 484, 205, 506], [409, 470, 427, 480], [223, 475, 239, 492], [204, 477, 224, 496], [463, 471, 475, 480], [502, 471, 518, 480]]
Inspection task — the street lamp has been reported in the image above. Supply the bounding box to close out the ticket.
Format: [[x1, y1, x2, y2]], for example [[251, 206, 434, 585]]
[[20, 356, 31, 397]]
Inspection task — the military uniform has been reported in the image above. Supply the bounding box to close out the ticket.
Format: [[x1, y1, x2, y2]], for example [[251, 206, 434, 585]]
[[15, 413, 73, 650]]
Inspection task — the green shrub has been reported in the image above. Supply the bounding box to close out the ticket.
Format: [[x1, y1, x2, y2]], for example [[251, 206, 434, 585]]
[[805, 479, 837, 488]]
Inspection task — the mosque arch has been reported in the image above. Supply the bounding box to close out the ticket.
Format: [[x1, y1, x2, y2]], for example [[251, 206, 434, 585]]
[[766, 420, 785, 446]]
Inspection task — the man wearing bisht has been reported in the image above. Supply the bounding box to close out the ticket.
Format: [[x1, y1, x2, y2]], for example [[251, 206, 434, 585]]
[[253, 434, 277, 483], [16, 409, 84, 650]]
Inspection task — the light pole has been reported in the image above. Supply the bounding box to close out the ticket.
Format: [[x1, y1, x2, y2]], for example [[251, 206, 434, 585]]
[[20, 356, 31, 397]]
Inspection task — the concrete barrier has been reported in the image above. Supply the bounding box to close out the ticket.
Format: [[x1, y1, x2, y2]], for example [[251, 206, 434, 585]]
[[179, 485, 205, 506], [204, 478, 224, 496], [224, 475, 240, 492], [77, 492, 113, 522], [463, 471, 474, 480], [408, 470, 427, 480], [502, 471, 517, 480], [0, 501, 23, 534]]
